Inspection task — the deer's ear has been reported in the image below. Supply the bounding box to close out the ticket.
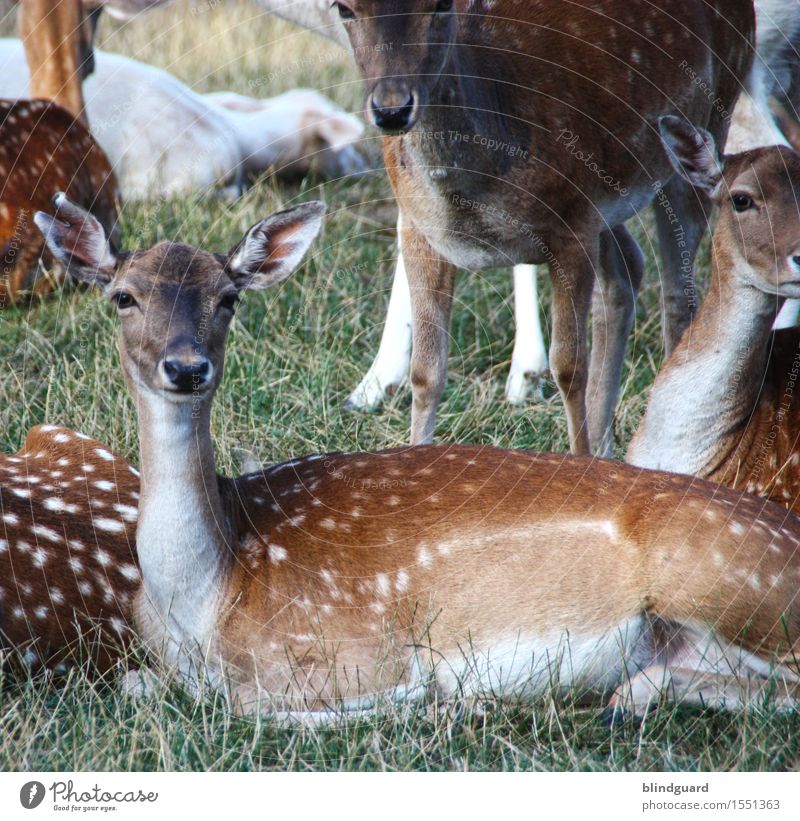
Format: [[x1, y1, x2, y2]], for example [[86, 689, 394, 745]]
[[225, 201, 326, 290], [33, 193, 117, 286], [659, 115, 722, 193]]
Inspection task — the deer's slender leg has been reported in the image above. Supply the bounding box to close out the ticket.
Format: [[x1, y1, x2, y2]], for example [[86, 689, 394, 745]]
[[405, 219, 457, 445], [774, 299, 800, 329], [345, 216, 413, 412], [18, 0, 86, 123], [548, 237, 597, 455], [505, 264, 549, 404], [652, 176, 710, 355], [587, 226, 645, 456]]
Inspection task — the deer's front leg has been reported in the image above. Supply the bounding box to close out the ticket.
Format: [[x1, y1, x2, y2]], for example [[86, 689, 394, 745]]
[[345, 215, 413, 411], [405, 220, 457, 445], [548, 238, 597, 455]]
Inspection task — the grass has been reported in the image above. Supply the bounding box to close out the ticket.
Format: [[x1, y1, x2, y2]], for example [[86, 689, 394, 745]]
[[0, 0, 798, 771]]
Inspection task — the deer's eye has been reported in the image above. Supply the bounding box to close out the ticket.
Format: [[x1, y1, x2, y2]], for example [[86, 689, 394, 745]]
[[218, 293, 239, 313], [435, 0, 453, 11], [732, 193, 754, 212], [112, 292, 137, 310], [332, 2, 355, 20]]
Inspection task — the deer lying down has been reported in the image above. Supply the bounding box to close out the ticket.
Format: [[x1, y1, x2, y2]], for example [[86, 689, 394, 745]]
[[628, 119, 800, 512], [0, 39, 366, 199], [0, 424, 139, 672], [35, 194, 800, 721], [0, 98, 117, 306]]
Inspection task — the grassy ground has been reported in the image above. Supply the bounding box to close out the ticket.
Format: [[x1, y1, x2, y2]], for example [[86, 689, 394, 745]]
[[1, 0, 798, 771]]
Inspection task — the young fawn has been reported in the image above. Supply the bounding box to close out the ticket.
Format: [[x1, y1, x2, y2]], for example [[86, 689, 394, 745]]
[[335, 0, 755, 455], [0, 99, 117, 306], [628, 118, 800, 511], [0, 424, 139, 672], [35, 194, 800, 720]]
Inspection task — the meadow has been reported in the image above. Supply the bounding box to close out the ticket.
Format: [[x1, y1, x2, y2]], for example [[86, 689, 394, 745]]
[[0, 0, 798, 771]]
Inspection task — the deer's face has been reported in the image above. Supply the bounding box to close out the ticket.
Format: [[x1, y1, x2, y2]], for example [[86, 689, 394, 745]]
[[34, 195, 326, 405], [106, 244, 237, 402], [334, 0, 457, 133], [716, 147, 800, 299]]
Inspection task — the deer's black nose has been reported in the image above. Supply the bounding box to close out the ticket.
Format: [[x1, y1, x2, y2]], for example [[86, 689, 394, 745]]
[[163, 358, 210, 393], [370, 93, 416, 132]]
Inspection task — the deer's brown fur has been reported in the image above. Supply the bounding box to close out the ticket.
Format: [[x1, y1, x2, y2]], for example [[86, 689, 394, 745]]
[[340, 0, 754, 455]]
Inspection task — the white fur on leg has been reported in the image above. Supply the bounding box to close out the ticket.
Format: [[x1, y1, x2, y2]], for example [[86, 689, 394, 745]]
[[345, 219, 413, 411], [774, 299, 800, 330], [505, 264, 549, 404]]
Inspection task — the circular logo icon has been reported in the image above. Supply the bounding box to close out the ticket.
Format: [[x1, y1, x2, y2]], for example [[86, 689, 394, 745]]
[[20, 781, 46, 810]]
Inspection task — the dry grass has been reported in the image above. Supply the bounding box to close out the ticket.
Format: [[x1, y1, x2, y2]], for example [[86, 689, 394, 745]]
[[0, 0, 795, 771]]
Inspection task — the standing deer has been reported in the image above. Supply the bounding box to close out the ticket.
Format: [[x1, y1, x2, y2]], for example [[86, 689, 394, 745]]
[[334, 0, 754, 455], [347, 0, 800, 412], [628, 119, 800, 512], [0, 99, 118, 306], [0, 425, 140, 672], [35, 193, 800, 719]]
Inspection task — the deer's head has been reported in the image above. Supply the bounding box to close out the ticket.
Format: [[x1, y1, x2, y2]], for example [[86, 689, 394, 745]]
[[660, 115, 800, 299], [34, 195, 325, 403], [333, 0, 458, 134]]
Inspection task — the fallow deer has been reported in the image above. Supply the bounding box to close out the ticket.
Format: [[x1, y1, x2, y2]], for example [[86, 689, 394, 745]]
[[35, 193, 800, 720], [335, 0, 755, 456], [0, 424, 140, 672], [345, 0, 800, 412], [628, 119, 800, 512], [0, 98, 118, 306]]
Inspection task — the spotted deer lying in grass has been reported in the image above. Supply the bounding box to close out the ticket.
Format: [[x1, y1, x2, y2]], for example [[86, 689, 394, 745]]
[[0, 424, 139, 672], [35, 194, 800, 720], [628, 119, 800, 512], [0, 99, 117, 306]]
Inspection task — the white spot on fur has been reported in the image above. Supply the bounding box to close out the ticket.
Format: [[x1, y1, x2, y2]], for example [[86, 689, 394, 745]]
[[268, 544, 288, 563], [94, 517, 124, 533]]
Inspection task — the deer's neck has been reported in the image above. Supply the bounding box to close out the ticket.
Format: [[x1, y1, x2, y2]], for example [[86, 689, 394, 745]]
[[628, 248, 779, 476], [135, 394, 231, 649]]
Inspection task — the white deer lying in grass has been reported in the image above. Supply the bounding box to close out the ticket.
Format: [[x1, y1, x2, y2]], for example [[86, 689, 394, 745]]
[[33, 193, 800, 722], [0, 38, 367, 199]]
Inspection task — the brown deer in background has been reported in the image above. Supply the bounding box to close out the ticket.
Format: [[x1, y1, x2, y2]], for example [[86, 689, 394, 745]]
[[35, 193, 800, 720], [0, 425, 139, 672], [0, 99, 118, 306], [334, 0, 754, 455], [628, 118, 800, 512], [17, 0, 101, 123]]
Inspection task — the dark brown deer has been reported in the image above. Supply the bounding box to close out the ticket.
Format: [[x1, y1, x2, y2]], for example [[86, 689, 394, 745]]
[[35, 193, 800, 720], [333, 0, 754, 455], [628, 118, 800, 512], [0, 99, 118, 307], [0, 425, 139, 672]]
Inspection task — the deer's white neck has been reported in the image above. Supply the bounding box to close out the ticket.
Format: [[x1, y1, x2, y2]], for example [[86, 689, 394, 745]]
[[135, 393, 230, 654], [628, 251, 778, 476]]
